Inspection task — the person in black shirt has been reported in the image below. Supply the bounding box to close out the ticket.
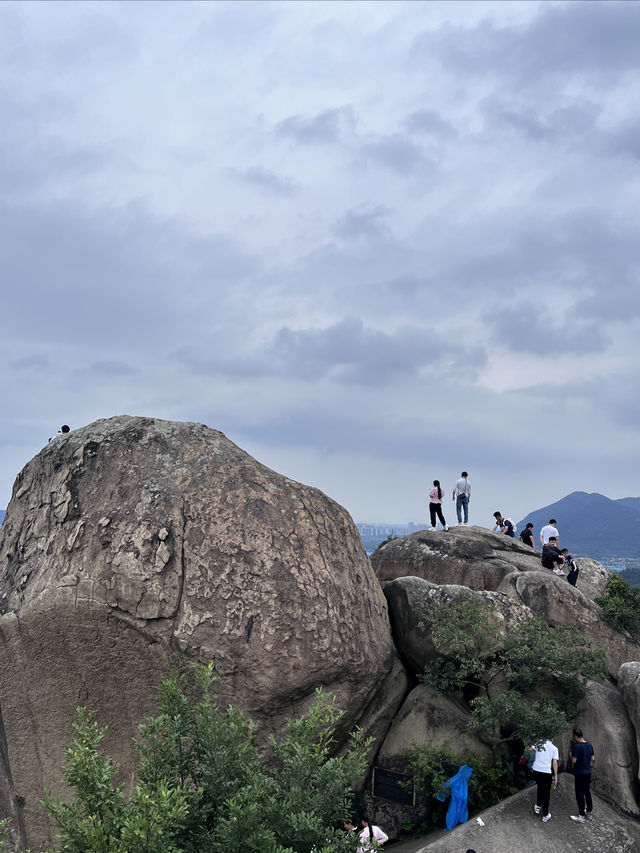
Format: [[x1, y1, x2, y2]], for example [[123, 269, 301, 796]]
[[519, 522, 535, 549], [541, 536, 565, 574], [492, 512, 515, 537]]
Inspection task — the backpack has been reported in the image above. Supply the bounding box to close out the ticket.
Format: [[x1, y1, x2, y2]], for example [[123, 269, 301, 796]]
[[506, 518, 517, 534]]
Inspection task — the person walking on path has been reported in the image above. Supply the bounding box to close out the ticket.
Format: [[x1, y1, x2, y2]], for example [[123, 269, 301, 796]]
[[452, 472, 471, 525], [519, 522, 536, 549], [492, 512, 515, 537], [428, 480, 449, 531], [540, 518, 559, 547], [531, 739, 558, 822], [357, 815, 388, 852], [569, 728, 595, 823]]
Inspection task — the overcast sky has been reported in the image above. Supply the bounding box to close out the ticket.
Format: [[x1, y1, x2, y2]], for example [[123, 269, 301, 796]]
[[2, 0, 639, 527]]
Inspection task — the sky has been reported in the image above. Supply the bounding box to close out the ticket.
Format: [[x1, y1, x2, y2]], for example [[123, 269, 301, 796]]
[[2, 0, 640, 527]]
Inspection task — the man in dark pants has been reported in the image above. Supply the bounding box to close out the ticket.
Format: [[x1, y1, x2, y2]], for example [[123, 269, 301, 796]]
[[570, 728, 595, 823]]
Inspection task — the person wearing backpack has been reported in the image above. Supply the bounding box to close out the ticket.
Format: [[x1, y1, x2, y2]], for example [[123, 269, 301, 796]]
[[492, 511, 515, 538]]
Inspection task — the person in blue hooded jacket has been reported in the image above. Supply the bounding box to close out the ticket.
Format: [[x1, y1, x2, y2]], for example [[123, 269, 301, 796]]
[[437, 764, 473, 831]]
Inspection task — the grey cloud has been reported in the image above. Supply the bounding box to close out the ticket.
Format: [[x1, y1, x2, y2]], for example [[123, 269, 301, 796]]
[[360, 135, 426, 175], [275, 106, 355, 144], [488, 307, 608, 356], [402, 109, 457, 137], [90, 361, 138, 376], [416, 1, 640, 82], [11, 354, 50, 372], [333, 204, 392, 241], [481, 97, 599, 143], [230, 165, 298, 197]]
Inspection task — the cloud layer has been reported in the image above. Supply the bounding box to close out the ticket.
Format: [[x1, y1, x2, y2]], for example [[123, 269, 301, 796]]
[[1, 0, 639, 527]]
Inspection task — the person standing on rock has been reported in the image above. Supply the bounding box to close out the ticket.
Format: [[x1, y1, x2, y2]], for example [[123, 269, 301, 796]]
[[540, 518, 559, 547], [357, 815, 388, 852], [569, 728, 594, 823], [428, 480, 449, 531], [519, 522, 536, 549], [452, 472, 471, 526], [531, 738, 558, 822]]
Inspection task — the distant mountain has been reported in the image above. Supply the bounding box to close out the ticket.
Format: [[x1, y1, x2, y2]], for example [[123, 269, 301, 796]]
[[0, 509, 4, 526], [518, 492, 640, 562]]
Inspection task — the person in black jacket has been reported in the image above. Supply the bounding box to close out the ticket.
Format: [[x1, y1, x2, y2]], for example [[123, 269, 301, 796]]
[[541, 536, 565, 574]]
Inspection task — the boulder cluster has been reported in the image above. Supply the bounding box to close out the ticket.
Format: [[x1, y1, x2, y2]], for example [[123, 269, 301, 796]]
[[0, 416, 638, 850]]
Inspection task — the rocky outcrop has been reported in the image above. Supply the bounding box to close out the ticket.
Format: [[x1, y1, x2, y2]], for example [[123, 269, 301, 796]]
[[573, 680, 640, 816], [372, 527, 610, 601], [619, 662, 640, 785], [0, 705, 27, 852], [497, 571, 640, 676], [0, 416, 406, 849], [383, 576, 533, 675]]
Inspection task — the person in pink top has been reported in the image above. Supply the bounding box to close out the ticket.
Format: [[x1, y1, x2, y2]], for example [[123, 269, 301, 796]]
[[428, 480, 449, 531], [358, 815, 388, 851]]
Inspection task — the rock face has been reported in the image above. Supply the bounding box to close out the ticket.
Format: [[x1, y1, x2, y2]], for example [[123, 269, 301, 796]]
[[619, 662, 640, 786], [497, 571, 640, 677], [383, 576, 533, 675], [371, 527, 610, 601], [0, 706, 27, 852], [573, 680, 640, 816], [0, 416, 406, 850]]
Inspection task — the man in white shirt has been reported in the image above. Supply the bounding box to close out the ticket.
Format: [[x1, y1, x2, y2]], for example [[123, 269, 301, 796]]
[[539, 519, 559, 548], [531, 739, 559, 822]]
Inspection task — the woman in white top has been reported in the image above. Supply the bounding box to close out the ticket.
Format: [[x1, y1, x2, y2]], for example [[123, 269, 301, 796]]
[[357, 815, 388, 852]]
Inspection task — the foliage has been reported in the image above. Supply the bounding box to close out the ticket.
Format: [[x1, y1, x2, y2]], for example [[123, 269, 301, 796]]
[[595, 574, 640, 642], [371, 533, 397, 555], [420, 594, 607, 745], [403, 746, 515, 832], [0, 820, 9, 853], [42, 666, 368, 853]]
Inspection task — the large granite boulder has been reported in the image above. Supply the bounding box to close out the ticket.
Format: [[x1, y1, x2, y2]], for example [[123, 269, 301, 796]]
[[497, 571, 640, 677], [573, 680, 640, 816], [383, 576, 533, 676], [0, 706, 27, 852], [619, 661, 640, 786], [0, 416, 406, 850], [372, 527, 610, 601]]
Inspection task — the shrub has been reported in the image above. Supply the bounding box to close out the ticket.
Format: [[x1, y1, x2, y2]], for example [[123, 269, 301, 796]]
[[42, 666, 368, 853], [595, 574, 640, 642]]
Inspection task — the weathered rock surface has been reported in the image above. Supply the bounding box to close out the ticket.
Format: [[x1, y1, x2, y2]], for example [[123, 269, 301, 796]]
[[0, 416, 406, 850], [372, 526, 610, 601], [0, 706, 27, 852], [390, 784, 640, 852], [618, 661, 640, 785], [383, 576, 533, 675], [573, 680, 640, 816], [497, 570, 640, 677]]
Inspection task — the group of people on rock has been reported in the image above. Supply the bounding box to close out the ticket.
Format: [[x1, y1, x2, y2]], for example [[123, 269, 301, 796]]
[[428, 473, 581, 587], [530, 730, 595, 825]]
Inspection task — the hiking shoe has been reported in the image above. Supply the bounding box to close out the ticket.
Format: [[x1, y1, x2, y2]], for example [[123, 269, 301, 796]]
[[542, 813, 551, 822], [534, 805, 541, 814], [586, 813, 593, 821], [428, 527, 436, 531], [570, 815, 585, 824], [444, 525, 449, 531]]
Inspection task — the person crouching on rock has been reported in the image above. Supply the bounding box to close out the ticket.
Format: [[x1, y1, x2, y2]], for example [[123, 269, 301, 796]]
[[428, 480, 449, 531], [541, 536, 565, 575], [358, 815, 388, 852], [492, 512, 515, 537]]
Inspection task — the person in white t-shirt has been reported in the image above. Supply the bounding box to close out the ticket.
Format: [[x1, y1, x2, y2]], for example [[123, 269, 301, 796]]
[[539, 519, 559, 548], [531, 739, 558, 822]]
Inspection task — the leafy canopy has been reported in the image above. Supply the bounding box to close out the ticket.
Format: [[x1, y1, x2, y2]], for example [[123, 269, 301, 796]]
[[40, 666, 369, 853]]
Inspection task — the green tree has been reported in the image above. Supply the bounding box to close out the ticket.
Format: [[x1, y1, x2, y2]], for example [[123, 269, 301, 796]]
[[420, 595, 607, 745], [42, 667, 367, 853], [595, 574, 640, 642]]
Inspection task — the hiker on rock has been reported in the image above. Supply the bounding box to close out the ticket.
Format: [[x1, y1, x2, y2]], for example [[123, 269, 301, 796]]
[[428, 480, 449, 531], [532, 738, 558, 822], [519, 522, 536, 549], [452, 471, 471, 526], [562, 549, 579, 587], [492, 511, 515, 537], [540, 518, 559, 547], [569, 728, 594, 823], [541, 536, 565, 574]]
